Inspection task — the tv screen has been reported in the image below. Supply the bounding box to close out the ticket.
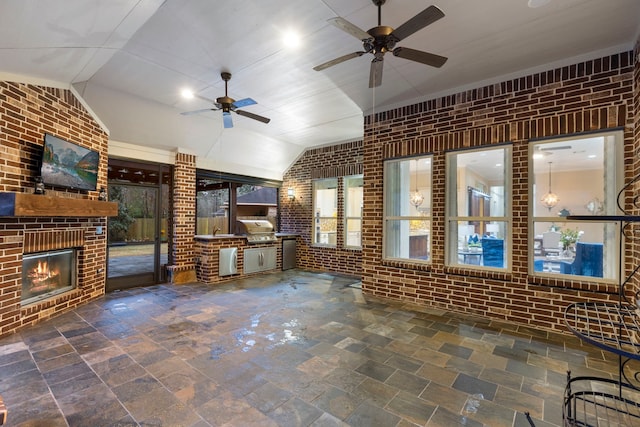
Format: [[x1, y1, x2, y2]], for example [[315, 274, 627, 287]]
[[40, 133, 99, 191]]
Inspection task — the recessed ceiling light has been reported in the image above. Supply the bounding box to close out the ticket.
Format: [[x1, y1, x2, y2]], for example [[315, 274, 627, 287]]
[[282, 29, 301, 48], [528, 0, 551, 8], [181, 88, 194, 99], [588, 154, 597, 159]]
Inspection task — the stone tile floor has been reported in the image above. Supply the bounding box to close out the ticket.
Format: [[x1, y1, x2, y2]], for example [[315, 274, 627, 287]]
[[0, 270, 622, 426]]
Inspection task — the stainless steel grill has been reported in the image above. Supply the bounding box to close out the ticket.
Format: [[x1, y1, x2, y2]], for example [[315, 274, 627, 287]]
[[236, 220, 277, 244]]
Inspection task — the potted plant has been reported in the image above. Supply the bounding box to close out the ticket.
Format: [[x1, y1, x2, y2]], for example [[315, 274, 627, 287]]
[[560, 228, 583, 256]]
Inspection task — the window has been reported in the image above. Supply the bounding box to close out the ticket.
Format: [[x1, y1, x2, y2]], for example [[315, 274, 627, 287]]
[[530, 131, 622, 281], [196, 171, 281, 236], [313, 178, 338, 246], [236, 184, 278, 230], [344, 175, 363, 248], [383, 156, 432, 262], [446, 146, 511, 269], [196, 180, 230, 235]]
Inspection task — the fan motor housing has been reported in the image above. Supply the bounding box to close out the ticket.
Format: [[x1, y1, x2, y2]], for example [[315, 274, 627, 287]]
[[365, 26, 395, 53], [216, 96, 234, 109]]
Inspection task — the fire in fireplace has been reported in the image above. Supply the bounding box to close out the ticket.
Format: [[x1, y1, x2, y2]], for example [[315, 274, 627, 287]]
[[22, 249, 76, 305]]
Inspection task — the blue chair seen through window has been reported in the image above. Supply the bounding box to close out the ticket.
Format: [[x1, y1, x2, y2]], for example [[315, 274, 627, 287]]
[[482, 238, 504, 268]]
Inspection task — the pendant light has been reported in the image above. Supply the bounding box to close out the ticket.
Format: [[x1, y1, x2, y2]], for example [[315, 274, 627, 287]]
[[410, 159, 424, 208], [540, 161, 559, 210]]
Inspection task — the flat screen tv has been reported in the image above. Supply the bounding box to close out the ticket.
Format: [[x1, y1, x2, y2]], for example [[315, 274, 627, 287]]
[[40, 133, 99, 191]]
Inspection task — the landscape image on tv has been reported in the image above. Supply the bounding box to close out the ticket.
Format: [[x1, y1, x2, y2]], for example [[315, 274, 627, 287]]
[[40, 133, 99, 191]]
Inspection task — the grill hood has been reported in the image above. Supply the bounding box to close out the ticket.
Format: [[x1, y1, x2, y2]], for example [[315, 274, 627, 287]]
[[236, 220, 276, 243]]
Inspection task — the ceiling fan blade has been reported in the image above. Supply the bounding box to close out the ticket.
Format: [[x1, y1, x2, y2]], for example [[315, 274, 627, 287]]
[[328, 17, 370, 41], [393, 46, 447, 68], [194, 94, 216, 104], [223, 112, 233, 128], [391, 5, 445, 42], [233, 98, 257, 108], [235, 109, 271, 124], [180, 108, 215, 116], [314, 51, 366, 71], [369, 58, 384, 88]]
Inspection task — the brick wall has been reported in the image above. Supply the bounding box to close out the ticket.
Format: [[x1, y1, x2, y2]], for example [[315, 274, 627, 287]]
[[281, 50, 639, 333], [359, 50, 637, 333], [167, 151, 197, 284], [195, 237, 293, 284], [281, 141, 363, 276], [0, 81, 109, 337]]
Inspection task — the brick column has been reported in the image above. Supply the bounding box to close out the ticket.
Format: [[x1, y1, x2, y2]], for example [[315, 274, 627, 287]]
[[167, 151, 197, 284]]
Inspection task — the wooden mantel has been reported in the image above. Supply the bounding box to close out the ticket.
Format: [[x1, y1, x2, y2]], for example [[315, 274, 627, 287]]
[[0, 192, 118, 217]]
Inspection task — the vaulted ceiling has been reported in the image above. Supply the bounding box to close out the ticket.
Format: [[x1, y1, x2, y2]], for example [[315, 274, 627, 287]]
[[1, 0, 638, 180]]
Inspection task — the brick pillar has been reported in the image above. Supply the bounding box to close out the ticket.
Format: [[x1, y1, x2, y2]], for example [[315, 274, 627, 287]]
[[167, 151, 197, 284]]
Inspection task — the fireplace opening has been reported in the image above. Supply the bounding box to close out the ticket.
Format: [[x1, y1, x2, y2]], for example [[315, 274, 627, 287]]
[[22, 249, 76, 305]]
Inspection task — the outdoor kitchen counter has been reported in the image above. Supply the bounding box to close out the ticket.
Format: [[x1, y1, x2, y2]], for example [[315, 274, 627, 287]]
[[194, 233, 299, 284], [194, 234, 245, 240], [194, 233, 298, 240]]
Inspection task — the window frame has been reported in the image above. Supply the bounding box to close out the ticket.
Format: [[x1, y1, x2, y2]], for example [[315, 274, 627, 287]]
[[445, 145, 512, 270], [382, 155, 433, 263], [312, 178, 338, 247], [195, 170, 282, 236], [343, 174, 363, 249], [528, 130, 623, 282]]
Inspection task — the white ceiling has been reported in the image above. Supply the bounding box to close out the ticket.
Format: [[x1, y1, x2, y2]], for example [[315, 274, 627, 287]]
[[1, 0, 639, 181]]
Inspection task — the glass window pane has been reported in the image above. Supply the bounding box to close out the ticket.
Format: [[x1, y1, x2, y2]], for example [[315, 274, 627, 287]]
[[532, 221, 616, 279], [532, 134, 618, 217], [313, 178, 337, 246], [531, 131, 622, 281], [196, 181, 229, 235], [196, 175, 280, 236], [446, 146, 511, 269], [345, 176, 363, 216], [236, 184, 278, 231], [385, 220, 431, 260], [383, 156, 432, 262], [344, 175, 363, 248], [346, 219, 361, 247], [452, 220, 508, 267]]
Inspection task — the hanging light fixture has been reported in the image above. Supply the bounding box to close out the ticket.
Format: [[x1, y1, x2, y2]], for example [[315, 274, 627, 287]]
[[410, 159, 424, 208], [540, 161, 559, 210]]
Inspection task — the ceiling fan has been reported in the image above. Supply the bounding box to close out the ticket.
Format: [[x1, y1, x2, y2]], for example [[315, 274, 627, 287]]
[[313, 0, 447, 88], [181, 72, 270, 128]]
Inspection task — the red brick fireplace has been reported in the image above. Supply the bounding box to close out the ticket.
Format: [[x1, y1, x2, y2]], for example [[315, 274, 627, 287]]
[[0, 80, 112, 338], [0, 198, 116, 336]]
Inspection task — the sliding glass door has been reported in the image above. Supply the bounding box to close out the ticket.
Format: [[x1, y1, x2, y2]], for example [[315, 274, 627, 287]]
[[107, 160, 171, 291]]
